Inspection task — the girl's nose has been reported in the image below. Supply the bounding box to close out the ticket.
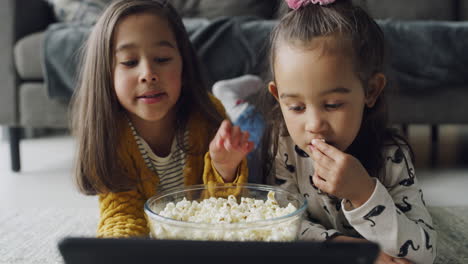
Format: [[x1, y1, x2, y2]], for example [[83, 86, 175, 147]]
[[140, 73, 158, 83], [141, 75, 157, 83], [305, 110, 326, 133], [140, 63, 158, 83]]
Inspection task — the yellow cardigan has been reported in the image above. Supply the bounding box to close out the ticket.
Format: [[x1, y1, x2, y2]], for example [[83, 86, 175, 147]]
[[97, 97, 248, 237]]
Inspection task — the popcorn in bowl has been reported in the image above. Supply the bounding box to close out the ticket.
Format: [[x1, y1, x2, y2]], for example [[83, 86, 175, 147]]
[[144, 184, 307, 242]]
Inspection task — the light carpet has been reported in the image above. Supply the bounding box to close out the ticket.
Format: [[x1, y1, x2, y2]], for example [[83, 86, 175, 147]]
[[1, 207, 467, 264], [0, 208, 98, 264]]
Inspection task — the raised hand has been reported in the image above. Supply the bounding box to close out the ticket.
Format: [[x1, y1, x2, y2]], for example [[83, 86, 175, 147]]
[[209, 120, 255, 182], [309, 139, 376, 208]]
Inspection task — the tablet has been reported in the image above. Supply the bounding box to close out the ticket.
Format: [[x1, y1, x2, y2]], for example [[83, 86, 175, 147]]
[[58, 237, 379, 264]]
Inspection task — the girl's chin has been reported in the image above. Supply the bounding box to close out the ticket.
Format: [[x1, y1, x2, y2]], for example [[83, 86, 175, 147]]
[[130, 113, 167, 123]]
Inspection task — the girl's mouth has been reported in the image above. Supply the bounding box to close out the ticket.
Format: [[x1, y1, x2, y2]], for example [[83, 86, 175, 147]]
[[137, 92, 166, 104], [308, 139, 326, 146], [308, 139, 330, 151]]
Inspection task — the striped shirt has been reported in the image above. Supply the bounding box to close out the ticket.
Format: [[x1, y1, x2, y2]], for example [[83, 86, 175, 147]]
[[128, 121, 187, 193]]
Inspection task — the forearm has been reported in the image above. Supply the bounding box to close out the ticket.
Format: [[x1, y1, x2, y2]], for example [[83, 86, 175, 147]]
[[299, 219, 342, 241], [212, 163, 238, 183], [98, 191, 149, 238], [343, 181, 436, 264], [203, 152, 248, 184]]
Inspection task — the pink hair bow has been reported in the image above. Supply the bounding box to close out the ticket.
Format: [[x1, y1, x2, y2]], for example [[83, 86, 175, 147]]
[[286, 0, 336, 10]]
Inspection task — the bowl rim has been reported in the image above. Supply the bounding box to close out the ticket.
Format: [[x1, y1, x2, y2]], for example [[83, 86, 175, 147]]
[[144, 183, 308, 229]]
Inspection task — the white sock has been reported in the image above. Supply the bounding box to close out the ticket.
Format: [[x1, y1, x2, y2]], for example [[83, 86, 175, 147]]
[[212, 75, 263, 122]]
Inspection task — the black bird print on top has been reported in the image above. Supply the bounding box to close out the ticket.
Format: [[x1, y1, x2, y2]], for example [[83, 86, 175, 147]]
[[321, 231, 341, 240], [423, 229, 433, 252], [395, 196, 412, 213], [275, 177, 286, 185], [363, 205, 386, 227], [397, 240, 420, 257], [398, 148, 416, 187], [335, 200, 341, 211], [419, 189, 427, 206], [309, 175, 319, 191], [412, 219, 435, 230], [283, 153, 295, 173], [321, 231, 331, 240], [295, 145, 310, 158], [399, 167, 415, 187], [387, 147, 404, 163]]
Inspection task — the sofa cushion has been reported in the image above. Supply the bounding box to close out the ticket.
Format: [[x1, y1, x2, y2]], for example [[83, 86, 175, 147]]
[[363, 0, 455, 20], [171, 0, 280, 19], [462, 1, 468, 20], [19, 83, 68, 127], [45, 0, 107, 24], [46, 0, 280, 24], [14, 32, 44, 81], [388, 86, 468, 124]]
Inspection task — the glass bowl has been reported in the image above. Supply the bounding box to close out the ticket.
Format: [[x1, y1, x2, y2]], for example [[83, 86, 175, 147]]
[[144, 183, 307, 242]]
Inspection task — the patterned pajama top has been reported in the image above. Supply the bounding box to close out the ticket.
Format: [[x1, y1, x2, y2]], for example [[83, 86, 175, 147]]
[[268, 136, 437, 264]]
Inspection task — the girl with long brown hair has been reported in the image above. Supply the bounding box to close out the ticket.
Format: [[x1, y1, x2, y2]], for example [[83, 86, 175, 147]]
[[71, 0, 253, 237]]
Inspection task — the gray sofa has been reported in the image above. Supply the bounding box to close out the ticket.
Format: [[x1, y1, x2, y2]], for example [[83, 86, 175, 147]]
[[2, 0, 468, 172]]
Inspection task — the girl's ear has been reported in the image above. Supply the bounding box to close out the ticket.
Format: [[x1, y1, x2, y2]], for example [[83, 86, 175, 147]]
[[365, 73, 386, 108], [268, 81, 279, 101]]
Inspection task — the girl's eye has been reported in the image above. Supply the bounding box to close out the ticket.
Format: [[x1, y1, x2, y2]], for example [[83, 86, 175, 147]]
[[155, 57, 172, 63], [288, 105, 305, 112], [324, 103, 343, 110], [120, 60, 137, 67]]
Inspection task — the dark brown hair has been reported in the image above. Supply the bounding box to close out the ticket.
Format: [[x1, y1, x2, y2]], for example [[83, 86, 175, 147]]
[[71, 0, 223, 195], [260, 0, 412, 181]]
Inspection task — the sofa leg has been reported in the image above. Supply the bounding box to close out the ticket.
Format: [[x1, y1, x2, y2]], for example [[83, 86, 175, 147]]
[[401, 124, 409, 138], [430, 125, 438, 167], [9, 127, 21, 172]]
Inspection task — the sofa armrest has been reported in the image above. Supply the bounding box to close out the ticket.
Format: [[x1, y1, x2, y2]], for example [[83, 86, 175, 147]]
[[460, 0, 468, 20], [0, 0, 16, 125], [15, 0, 56, 41], [0, 0, 55, 125]]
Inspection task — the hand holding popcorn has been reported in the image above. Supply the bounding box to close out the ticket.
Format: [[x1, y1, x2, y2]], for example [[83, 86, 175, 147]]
[[210, 120, 254, 182], [309, 139, 376, 208]]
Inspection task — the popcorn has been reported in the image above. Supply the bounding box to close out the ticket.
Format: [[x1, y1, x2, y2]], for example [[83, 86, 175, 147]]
[[148, 191, 301, 241]]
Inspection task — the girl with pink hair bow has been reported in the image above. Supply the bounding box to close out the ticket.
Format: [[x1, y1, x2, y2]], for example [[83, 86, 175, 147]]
[[257, 0, 437, 263]]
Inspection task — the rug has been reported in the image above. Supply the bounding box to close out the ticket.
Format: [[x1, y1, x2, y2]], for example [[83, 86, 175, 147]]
[[431, 206, 468, 264], [0, 208, 98, 264], [0, 206, 466, 263]]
